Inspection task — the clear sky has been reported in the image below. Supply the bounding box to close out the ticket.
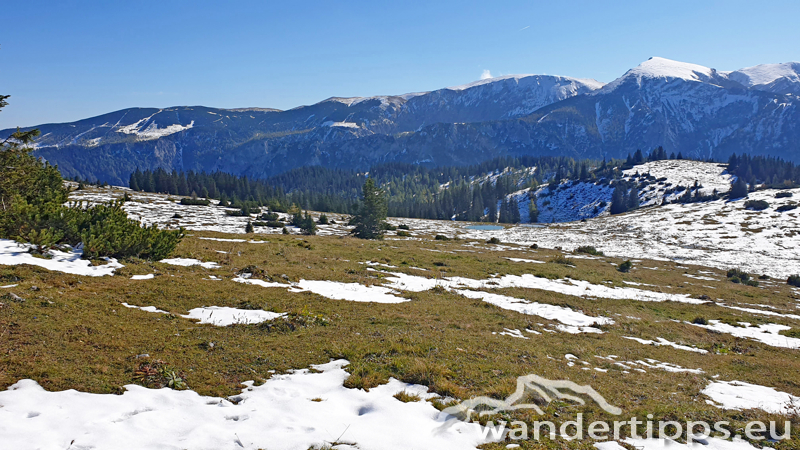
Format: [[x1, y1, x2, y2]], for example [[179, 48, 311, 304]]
[[2, 0, 799, 129]]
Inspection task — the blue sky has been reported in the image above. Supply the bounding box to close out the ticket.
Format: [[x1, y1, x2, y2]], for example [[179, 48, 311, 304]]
[[2, 0, 799, 129]]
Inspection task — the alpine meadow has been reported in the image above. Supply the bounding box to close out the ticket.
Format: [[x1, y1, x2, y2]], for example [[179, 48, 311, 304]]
[[2, 3, 800, 450]]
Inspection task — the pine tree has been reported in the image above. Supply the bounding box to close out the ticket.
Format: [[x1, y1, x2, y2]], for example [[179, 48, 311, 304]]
[[610, 185, 628, 215], [633, 149, 644, 164], [351, 178, 388, 239], [528, 199, 539, 223], [298, 212, 317, 235], [245, 221, 254, 233], [510, 198, 520, 223], [579, 163, 589, 180], [729, 178, 748, 199], [627, 186, 639, 210], [129, 171, 140, 191]]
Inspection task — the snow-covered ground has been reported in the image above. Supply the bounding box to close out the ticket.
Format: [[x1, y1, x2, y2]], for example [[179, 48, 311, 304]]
[[159, 258, 221, 269], [703, 379, 800, 415], [526, 160, 733, 223], [689, 320, 800, 349], [0, 239, 122, 277], [181, 306, 286, 326], [0, 360, 491, 450], [66, 162, 800, 279], [464, 187, 800, 279]]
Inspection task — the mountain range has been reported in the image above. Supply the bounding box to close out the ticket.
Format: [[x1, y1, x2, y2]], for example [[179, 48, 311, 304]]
[[6, 57, 800, 185]]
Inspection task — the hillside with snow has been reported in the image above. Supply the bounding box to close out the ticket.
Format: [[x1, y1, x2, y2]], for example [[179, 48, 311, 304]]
[[498, 160, 735, 223]]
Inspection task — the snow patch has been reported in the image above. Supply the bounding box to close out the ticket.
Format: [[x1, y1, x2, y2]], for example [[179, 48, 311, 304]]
[[159, 258, 220, 269], [0, 360, 490, 450], [703, 380, 800, 415], [0, 239, 122, 277], [181, 306, 285, 326]]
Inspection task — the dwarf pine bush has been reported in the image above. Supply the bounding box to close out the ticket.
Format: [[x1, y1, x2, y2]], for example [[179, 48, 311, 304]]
[[0, 100, 183, 261]]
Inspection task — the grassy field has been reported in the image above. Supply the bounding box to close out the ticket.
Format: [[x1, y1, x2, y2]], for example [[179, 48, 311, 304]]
[[1, 227, 799, 448]]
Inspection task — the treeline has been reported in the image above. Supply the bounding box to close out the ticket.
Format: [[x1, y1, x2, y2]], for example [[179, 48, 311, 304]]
[[727, 154, 800, 189], [125, 148, 785, 223], [128, 156, 599, 222]]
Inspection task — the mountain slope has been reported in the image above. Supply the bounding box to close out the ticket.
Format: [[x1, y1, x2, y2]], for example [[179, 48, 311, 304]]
[[7, 57, 800, 185], [726, 62, 800, 96]]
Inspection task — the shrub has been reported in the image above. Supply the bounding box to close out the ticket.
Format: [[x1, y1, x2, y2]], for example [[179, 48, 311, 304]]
[[282, 227, 290, 235], [487, 237, 501, 244], [788, 274, 800, 287], [260, 307, 329, 333], [297, 212, 317, 235], [317, 214, 329, 225], [253, 220, 283, 228], [225, 208, 252, 217], [398, 224, 410, 230], [776, 192, 793, 198], [575, 245, 604, 256], [776, 204, 798, 212], [692, 317, 708, 325], [396, 230, 411, 237], [245, 221, 254, 233], [729, 178, 749, 199], [744, 199, 769, 211], [530, 243, 539, 249], [179, 198, 210, 206], [617, 260, 633, 272], [133, 359, 187, 390], [550, 255, 575, 266], [259, 212, 279, 221], [727, 268, 758, 286], [75, 201, 184, 260], [434, 234, 451, 241]]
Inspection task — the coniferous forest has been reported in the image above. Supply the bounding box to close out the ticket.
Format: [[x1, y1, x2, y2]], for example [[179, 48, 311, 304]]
[[119, 149, 800, 224]]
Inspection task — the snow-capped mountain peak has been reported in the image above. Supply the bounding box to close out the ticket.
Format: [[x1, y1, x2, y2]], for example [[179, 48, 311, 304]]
[[446, 74, 604, 92], [632, 57, 715, 81], [724, 62, 800, 95], [601, 57, 719, 92]]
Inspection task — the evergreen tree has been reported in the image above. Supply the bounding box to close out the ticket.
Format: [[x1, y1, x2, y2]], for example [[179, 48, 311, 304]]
[[610, 185, 628, 215], [299, 212, 317, 235], [350, 178, 388, 239], [627, 186, 640, 210], [129, 170, 140, 191], [579, 163, 589, 180], [729, 178, 749, 199], [528, 199, 539, 223], [633, 149, 644, 164], [510, 198, 520, 223]]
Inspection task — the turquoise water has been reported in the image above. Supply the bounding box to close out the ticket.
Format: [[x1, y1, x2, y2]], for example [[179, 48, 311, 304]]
[[464, 225, 505, 231]]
